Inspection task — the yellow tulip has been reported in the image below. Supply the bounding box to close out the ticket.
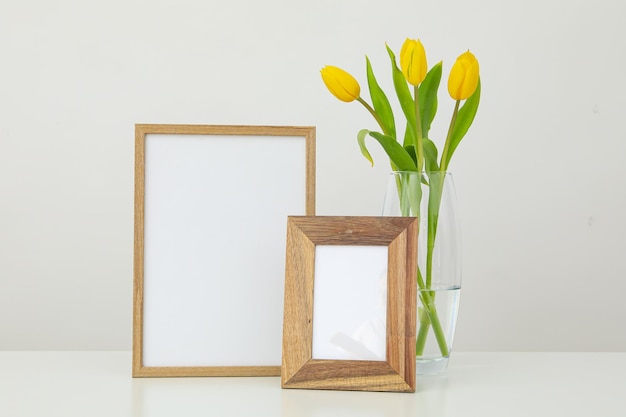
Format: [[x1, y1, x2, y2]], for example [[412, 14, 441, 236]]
[[448, 51, 480, 100], [320, 66, 361, 103], [400, 38, 427, 86]]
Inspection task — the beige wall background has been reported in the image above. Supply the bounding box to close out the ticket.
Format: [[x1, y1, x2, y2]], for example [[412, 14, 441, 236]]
[[1, 0, 625, 350]]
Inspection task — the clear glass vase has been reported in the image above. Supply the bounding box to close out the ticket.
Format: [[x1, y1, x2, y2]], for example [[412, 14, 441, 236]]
[[383, 171, 461, 374]]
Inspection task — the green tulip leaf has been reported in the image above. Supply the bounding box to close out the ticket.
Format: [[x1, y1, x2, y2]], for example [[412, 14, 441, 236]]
[[422, 137, 440, 172], [369, 131, 417, 171], [442, 79, 481, 169], [404, 144, 417, 165], [418, 62, 442, 139], [358, 129, 417, 171], [403, 122, 415, 150], [366, 56, 396, 138], [386, 44, 416, 147], [357, 129, 375, 166]]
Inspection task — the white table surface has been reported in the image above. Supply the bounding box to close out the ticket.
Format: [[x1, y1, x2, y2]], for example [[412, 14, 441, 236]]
[[1, 352, 624, 416]]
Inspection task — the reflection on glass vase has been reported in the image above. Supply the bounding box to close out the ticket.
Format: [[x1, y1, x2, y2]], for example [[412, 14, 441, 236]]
[[383, 171, 461, 374]]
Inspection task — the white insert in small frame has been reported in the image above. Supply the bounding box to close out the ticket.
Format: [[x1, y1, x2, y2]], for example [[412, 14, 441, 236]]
[[312, 245, 388, 361]]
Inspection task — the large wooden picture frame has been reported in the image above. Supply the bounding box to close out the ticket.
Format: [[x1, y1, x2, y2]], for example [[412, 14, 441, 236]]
[[133, 124, 315, 377], [282, 216, 418, 392]]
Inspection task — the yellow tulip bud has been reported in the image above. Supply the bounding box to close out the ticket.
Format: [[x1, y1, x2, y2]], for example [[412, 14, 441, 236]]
[[400, 38, 428, 86], [448, 50, 480, 100], [320, 66, 361, 103]]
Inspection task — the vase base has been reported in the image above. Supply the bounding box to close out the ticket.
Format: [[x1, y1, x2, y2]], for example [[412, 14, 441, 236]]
[[416, 356, 449, 375]]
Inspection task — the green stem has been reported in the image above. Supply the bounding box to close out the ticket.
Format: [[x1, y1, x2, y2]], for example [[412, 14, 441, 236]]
[[421, 294, 450, 357], [425, 173, 444, 288], [357, 97, 389, 137], [415, 303, 431, 355], [413, 85, 424, 172], [420, 101, 460, 357], [415, 274, 449, 357], [396, 173, 450, 358], [416, 174, 450, 357], [439, 100, 460, 171]]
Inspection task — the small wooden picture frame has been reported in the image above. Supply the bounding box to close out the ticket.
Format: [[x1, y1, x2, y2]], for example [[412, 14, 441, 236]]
[[282, 216, 418, 392], [133, 124, 315, 377]]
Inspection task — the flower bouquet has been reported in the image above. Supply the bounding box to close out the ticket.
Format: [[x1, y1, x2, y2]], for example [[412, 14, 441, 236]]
[[321, 38, 481, 371]]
